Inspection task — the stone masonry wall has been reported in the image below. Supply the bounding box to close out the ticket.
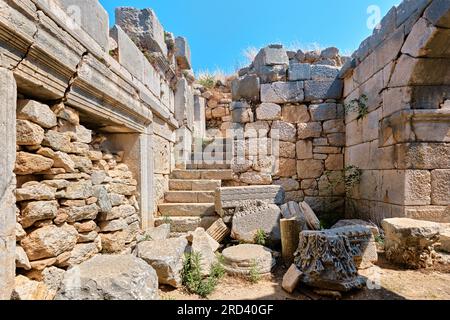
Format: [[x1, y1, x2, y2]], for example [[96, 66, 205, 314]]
[[342, 0, 450, 224], [227, 45, 347, 218], [15, 100, 141, 277]]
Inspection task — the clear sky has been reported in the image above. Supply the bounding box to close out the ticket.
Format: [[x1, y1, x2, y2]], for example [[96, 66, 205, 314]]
[[99, 0, 401, 74]]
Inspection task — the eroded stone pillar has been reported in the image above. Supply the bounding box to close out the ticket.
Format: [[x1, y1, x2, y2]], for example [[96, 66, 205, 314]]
[[0, 67, 17, 300]]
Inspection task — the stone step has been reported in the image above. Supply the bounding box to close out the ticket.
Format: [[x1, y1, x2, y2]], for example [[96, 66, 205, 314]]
[[169, 179, 221, 191], [154, 216, 219, 233], [164, 191, 215, 203], [170, 169, 234, 180], [186, 163, 231, 170], [158, 203, 216, 217]]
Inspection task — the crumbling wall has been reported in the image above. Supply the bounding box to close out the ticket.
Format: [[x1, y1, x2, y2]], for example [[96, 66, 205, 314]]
[[226, 45, 347, 217], [342, 0, 450, 224]]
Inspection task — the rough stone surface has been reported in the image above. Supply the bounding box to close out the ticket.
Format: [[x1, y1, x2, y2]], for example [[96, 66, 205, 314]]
[[15, 152, 54, 175], [190, 228, 218, 276], [222, 244, 274, 276], [56, 255, 159, 300], [282, 264, 303, 293], [231, 202, 281, 243], [136, 237, 188, 288], [256, 103, 282, 120], [19, 200, 59, 229], [232, 75, 260, 102], [17, 100, 57, 129], [261, 81, 304, 104], [16, 182, 56, 202], [16, 120, 45, 146], [12, 275, 53, 300]]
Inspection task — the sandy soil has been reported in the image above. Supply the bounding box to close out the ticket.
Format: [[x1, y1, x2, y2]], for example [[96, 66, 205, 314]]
[[159, 253, 450, 301]]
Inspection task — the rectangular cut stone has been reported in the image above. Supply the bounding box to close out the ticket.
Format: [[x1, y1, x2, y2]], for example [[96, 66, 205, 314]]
[[261, 81, 304, 104], [282, 264, 302, 293], [0, 68, 16, 300], [193, 95, 206, 138], [232, 75, 260, 102], [215, 186, 285, 216], [310, 65, 340, 80], [58, 0, 109, 51], [304, 80, 343, 101], [289, 63, 311, 81], [175, 36, 191, 70], [254, 46, 289, 68]]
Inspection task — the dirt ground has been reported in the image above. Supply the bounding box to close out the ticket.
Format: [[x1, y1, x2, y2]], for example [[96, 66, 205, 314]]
[[159, 253, 450, 301]]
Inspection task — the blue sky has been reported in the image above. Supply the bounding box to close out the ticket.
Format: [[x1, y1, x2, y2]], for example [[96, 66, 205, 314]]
[[99, 0, 401, 74]]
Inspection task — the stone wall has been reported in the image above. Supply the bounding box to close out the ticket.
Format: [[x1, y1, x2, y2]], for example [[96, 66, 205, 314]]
[[342, 0, 450, 224], [15, 100, 141, 276], [226, 45, 347, 217]]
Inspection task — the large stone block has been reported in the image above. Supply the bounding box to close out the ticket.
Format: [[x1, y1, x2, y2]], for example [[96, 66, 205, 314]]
[[115, 7, 167, 56], [261, 81, 304, 104], [175, 36, 191, 70], [281, 104, 310, 123], [289, 62, 311, 81], [17, 100, 57, 129], [231, 75, 260, 102], [309, 103, 337, 121], [58, 0, 109, 51], [310, 65, 340, 80], [431, 169, 450, 205], [297, 159, 324, 179], [424, 0, 450, 28], [304, 79, 343, 101], [153, 135, 171, 174], [174, 78, 194, 129], [253, 45, 289, 69], [256, 103, 281, 121], [215, 185, 285, 216], [381, 170, 431, 206], [270, 121, 297, 142]]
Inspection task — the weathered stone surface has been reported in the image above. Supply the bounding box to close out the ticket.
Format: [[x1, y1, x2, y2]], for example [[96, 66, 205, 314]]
[[21, 224, 78, 261], [254, 45, 289, 68], [304, 80, 343, 101], [17, 100, 57, 129], [256, 103, 281, 120], [232, 75, 260, 102], [240, 172, 272, 185], [92, 185, 112, 214], [175, 36, 191, 70], [289, 63, 311, 81], [190, 228, 218, 276], [16, 120, 45, 146], [67, 237, 101, 267], [231, 106, 254, 123], [257, 65, 288, 83], [282, 264, 303, 293], [439, 230, 450, 253], [65, 204, 99, 223], [271, 121, 297, 142], [137, 224, 170, 242], [99, 218, 128, 232], [206, 219, 230, 243], [382, 218, 441, 269], [431, 170, 450, 205], [12, 275, 53, 300], [52, 152, 76, 173], [42, 131, 72, 153], [281, 104, 310, 123], [222, 244, 274, 276], [273, 178, 299, 192], [276, 158, 296, 177], [297, 159, 324, 179], [65, 180, 93, 200], [108, 183, 137, 196], [261, 81, 304, 104], [278, 142, 296, 159], [332, 219, 380, 237], [299, 202, 321, 230], [15, 152, 54, 175], [16, 182, 56, 202], [77, 230, 99, 243], [294, 231, 365, 292], [16, 245, 31, 270], [296, 140, 313, 160], [311, 65, 340, 80], [231, 202, 281, 243], [100, 231, 127, 254], [20, 200, 59, 229], [136, 237, 187, 288], [56, 255, 159, 300], [297, 122, 322, 139], [310, 103, 337, 121], [216, 185, 284, 216]]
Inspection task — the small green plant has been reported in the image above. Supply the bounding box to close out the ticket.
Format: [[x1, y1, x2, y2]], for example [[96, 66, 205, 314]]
[[162, 215, 172, 225], [138, 234, 153, 243], [345, 165, 362, 194], [375, 234, 385, 246], [198, 74, 216, 89], [254, 229, 268, 246], [248, 260, 261, 284], [182, 252, 225, 298], [344, 94, 369, 120]]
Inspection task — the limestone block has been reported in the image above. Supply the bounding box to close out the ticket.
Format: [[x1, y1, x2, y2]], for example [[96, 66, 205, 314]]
[[278, 141, 296, 159], [325, 154, 344, 171], [215, 185, 285, 216], [239, 172, 272, 185], [431, 170, 450, 205], [261, 81, 304, 104], [273, 178, 299, 192], [153, 135, 171, 174], [231, 203, 281, 243], [15, 152, 54, 175], [381, 170, 431, 206], [98, 218, 128, 232], [16, 182, 56, 202], [282, 264, 302, 293], [323, 119, 345, 134], [58, 0, 109, 51], [254, 45, 289, 68], [12, 275, 54, 300], [175, 78, 194, 129], [382, 218, 441, 268], [297, 159, 324, 179], [16, 120, 45, 146], [193, 95, 206, 138], [271, 121, 297, 142], [115, 7, 167, 56], [56, 255, 159, 300], [65, 180, 93, 200], [136, 237, 187, 288], [311, 65, 340, 80], [297, 122, 322, 139], [67, 237, 101, 267], [206, 219, 230, 243], [231, 75, 260, 102], [19, 200, 59, 229], [276, 158, 297, 177], [424, 0, 450, 28], [65, 204, 99, 223], [17, 100, 57, 129], [175, 36, 191, 70], [42, 131, 72, 153], [232, 106, 254, 123], [100, 231, 127, 254], [309, 103, 337, 121], [281, 104, 310, 123], [304, 80, 343, 101], [222, 244, 274, 276], [256, 103, 281, 121], [296, 140, 313, 160], [190, 228, 218, 276], [439, 230, 450, 253], [289, 63, 311, 81], [257, 65, 288, 83]]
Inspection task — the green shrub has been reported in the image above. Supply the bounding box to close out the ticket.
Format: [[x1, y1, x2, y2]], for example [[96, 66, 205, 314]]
[[254, 229, 268, 246], [198, 74, 216, 89], [249, 260, 261, 284]]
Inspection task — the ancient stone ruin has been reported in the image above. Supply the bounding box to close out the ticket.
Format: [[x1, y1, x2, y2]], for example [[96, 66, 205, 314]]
[[0, 0, 449, 300]]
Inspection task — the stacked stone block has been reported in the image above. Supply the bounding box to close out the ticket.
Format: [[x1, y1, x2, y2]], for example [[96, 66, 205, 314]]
[[15, 100, 141, 277]]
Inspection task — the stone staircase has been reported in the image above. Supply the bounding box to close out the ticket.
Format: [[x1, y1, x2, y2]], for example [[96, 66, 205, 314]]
[[155, 137, 233, 235]]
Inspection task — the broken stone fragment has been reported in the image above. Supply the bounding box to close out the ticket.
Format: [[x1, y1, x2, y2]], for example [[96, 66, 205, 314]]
[[137, 224, 171, 242], [16, 245, 31, 270], [282, 264, 302, 293], [17, 100, 57, 129], [64, 204, 99, 223], [42, 131, 72, 153], [189, 228, 219, 276], [19, 200, 59, 228], [136, 237, 188, 288], [15, 152, 54, 175], [16, 120, 45, 146], [100, 231, 128, 254], [12, 275, 54, 300], [67, 237, 101, 267], [299, 201, 321, 230], [65, 180, 93, 200], [16, 182, 57, 202], [55, 255, 159, 300], [52, 151, 76, 173]]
